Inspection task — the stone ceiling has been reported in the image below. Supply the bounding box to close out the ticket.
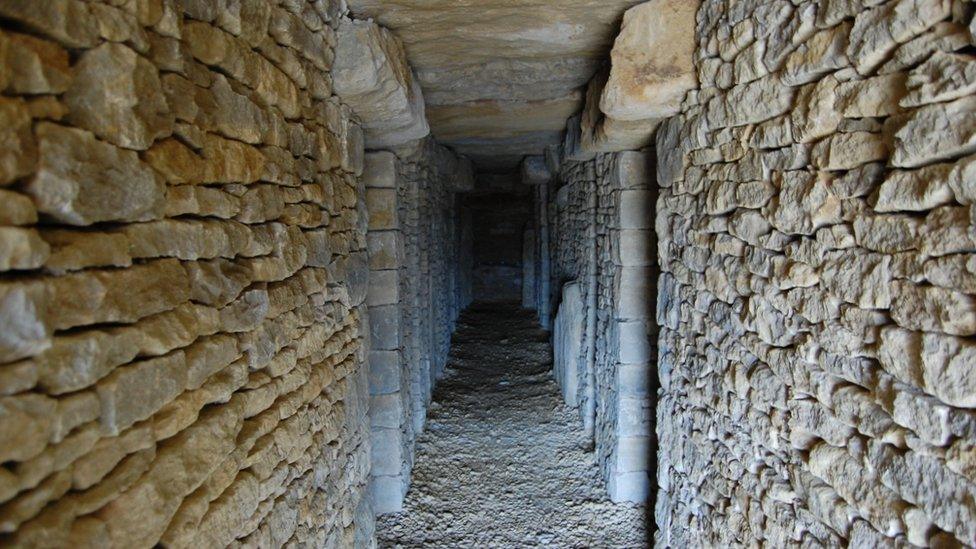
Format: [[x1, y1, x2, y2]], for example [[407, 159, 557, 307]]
[[347, 0, 645, 172]]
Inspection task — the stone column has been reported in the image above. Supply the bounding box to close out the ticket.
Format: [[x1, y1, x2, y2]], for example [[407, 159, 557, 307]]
[[607, 151, 657, 503], [363, 151, 409, 513], [522, 226, 536, 309]]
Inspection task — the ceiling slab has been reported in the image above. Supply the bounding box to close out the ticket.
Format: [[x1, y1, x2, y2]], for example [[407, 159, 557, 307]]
[[348, 0, 644, 171]]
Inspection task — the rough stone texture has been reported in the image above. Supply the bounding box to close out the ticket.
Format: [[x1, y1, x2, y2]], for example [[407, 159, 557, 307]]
[[333, 18, 429, 149], [364, 141, 472, 514], [347, 0, 646, 170], [536, 150, 658, 503], [0, 3, 380, 547], [654, 0, 976, 546], [600, 0, 699, 121], [576, 1, 698, 157]]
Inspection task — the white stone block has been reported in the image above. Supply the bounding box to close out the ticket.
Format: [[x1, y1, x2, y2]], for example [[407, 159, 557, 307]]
[[600, 0, 699, 121], [369, 350, 402, 395], [367, 231, 401, 270], [617, 321, 653, 364], [363, 151, 397, 188], [370, 427, 403, 476], [615, 435, 652, 474], [617, 362, 653, 399], [366, 188, 398, 230], [613, 151, 654, 190], [522, 228, 536, 309], [369, 304, 400, 351], [618, 395, 651, 437], [371, 475, 406, 514], [617, 189, 654, 230], [369, 350, 401, 395], [367, 269, 399, 307], [521, 155, 551, 185], [553, 281, 585, 407], [616, 266, 655, 320], [608, 471, 651, 503], [615, 229, 655, 266], [369, 393, 404, 429]]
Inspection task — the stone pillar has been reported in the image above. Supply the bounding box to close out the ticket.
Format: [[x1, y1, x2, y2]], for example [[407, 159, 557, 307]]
[[363, 152, 408, 513], [607, 151, 657, 503], [522, 226, 536, 309], [538, 180, 553, 330]]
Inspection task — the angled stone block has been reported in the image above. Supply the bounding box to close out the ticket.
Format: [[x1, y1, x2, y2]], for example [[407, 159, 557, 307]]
[[333, 18, 429, 149]]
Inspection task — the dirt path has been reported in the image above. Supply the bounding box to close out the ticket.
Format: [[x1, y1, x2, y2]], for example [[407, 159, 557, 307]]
[[377, 303, 647, 548]]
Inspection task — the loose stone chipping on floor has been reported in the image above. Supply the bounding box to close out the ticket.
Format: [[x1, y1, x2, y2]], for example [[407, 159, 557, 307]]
[[377, 303, 647, 548]]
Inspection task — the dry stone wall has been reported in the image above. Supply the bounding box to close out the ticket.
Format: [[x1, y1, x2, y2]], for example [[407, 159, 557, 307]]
[[364, 140, 472, 514], [541, 150, 657, 503], [656, 0, 976, 546], [0, 1, 379, 546]]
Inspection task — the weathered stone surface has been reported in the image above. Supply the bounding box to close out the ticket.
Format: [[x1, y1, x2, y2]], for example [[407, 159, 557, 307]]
[[26, 123, 165, 226], [0, 97, 36, 186], [0, 190, 37, 226], [0, 0, 99, 49], [847, 0, 952, 75], [1, 31, 72, 95], [0, 5, 379, 548], [649, 1, 976, 547], [0, 282, 49, 364], [891, 281, 976, 336], [333, 18, 429, 149], [599, 0, 699, 121], [349, 0, 645, 168], [902, 51, 976, 107], [64, 42, 172, 151], [521, 156, 551, 185], [581, 67, 661, 154], [921, 332, 976, 408], [892, 94, 976, 168], [0, 228, 50, 271], [768, 172, 841, 235]]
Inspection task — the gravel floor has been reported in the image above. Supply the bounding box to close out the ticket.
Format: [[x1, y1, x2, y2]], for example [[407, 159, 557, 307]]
[[377, 303, 648, 548]]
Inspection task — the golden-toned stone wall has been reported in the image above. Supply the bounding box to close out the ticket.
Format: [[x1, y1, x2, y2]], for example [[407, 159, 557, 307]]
[[0, 1, 375, 546], [656, 0, 976, 546]]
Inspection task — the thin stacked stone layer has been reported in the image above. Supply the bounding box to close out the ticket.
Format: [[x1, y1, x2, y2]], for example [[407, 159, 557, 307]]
[[0, 1, 375, 546], [656, 0, 976, 546]]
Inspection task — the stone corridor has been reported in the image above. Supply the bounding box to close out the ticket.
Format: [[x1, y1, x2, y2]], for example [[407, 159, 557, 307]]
[[2, 0, 976, 547], [377, 303, 646, 548]]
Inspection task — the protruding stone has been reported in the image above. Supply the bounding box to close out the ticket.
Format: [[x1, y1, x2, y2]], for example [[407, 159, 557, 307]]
[[600, 0, 698, 121], [63, 42, 173, 151], [26, 123, 165, 226], [0, 97, 36, 186], [892, 94, 976, 169], [0, 31, 72, 95], [0, 0, 99, 49], [333, 18, 429, 149]]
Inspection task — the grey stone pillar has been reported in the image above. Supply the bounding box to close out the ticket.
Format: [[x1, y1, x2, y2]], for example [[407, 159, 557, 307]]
[[607, 151, 657, 503], [522, 226, 536, 309], [363, 152, 408, 513]]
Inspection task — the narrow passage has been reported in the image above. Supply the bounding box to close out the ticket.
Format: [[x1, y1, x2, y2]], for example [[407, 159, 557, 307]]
[[378, 303, 647, 548]]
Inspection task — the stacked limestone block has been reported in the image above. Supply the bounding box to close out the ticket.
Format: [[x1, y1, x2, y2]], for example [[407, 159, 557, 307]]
[[0, 1, 376, 546], [602, 152, 657, 503], [656, 0, 976, 546], [365, 140, 472, 514], [545, 150, 658, 503]]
